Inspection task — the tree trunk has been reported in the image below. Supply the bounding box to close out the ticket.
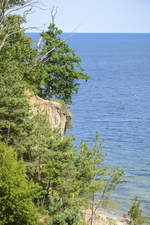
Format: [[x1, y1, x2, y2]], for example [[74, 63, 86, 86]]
[[7, 112, 11, 145], [89, 192, 95, 225]]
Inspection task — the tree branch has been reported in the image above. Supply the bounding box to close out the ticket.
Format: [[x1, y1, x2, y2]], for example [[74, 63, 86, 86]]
[[28, 29, 77, 72], [0, 33, 8, 51], [50, 6, 58, 24], [0, 26, 37, 51]]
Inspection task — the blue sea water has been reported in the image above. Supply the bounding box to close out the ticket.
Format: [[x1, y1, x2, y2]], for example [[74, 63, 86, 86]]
[[30, 33, 150, 217]]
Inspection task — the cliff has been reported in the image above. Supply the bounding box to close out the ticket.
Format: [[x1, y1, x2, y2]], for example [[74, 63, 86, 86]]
[[28, 94, 72, 134]]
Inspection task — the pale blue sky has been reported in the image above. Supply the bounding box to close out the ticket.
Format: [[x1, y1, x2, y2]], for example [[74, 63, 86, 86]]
[[26, 0, 150, 33]]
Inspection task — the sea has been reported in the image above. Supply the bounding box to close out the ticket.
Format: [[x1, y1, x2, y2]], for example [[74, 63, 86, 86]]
[[30, 33, 150, 218]]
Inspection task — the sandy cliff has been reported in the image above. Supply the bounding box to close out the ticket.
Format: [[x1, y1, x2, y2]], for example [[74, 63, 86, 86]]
[[29, 94, 72, 134]]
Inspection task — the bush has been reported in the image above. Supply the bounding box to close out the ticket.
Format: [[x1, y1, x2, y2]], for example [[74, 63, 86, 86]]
[[48, 195, 79, 225], [0, 142, 40, 225], [128, 196, 149, 225]]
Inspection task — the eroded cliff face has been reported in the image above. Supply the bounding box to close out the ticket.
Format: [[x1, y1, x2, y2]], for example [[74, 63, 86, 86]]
[[29, 94, 72, 134]]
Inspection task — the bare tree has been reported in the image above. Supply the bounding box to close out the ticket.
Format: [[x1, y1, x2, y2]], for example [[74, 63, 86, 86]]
[[50, 6, 58, 24], [0, 2, 79, 72], [0, 0, 40, 51], [28, 6, 80, 72]]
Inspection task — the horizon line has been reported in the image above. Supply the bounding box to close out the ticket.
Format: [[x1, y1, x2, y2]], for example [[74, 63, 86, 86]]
[[26, 31, 150, 34]]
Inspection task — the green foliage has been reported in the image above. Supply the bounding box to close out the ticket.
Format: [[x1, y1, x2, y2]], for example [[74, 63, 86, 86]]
[[0, 0, 30, 24], [0, 4, 128, 224], [0, 12, 41, 155], [75, 133, 124, 225], [1, 7, 90, 105], [0, 142, 40, 225], [40, 23, 90, 104], [0, 13, 41, 93], [24, 111, 77, 209], [75, 133, 124, 205], [128, 196, 148, 225], [0, 60, 34, 157], [75, 132, 106, 195], [41, 134, 79, 207], [48, 195, 79, 225], [0, 0, 26, 11]]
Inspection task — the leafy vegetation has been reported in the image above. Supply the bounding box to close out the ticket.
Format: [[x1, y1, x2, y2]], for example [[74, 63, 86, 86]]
[[128, 196, 148, 225], [39, 23, 90, 104], [48, 195, 79, 225], [0, 1, 148, 225], [0, 142, 40, 225], [0, 60, 33, 157]]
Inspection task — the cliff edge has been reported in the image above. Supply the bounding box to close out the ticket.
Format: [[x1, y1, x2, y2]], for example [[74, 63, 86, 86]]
[[29, 94, 72, 134]]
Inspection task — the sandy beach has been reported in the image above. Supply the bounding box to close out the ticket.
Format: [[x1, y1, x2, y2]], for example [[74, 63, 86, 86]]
[[82, 209, 127, 225]]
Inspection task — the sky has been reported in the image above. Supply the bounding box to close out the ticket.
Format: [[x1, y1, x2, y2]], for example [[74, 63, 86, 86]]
[[25, 0, 150, 33]]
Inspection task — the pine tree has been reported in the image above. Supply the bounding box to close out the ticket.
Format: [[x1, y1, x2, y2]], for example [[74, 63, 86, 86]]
[[48, 195, 79, 225], [128, 196, 148, 225], [75, 133, 124, 225], [24, 111, 78, 208], [0, 60, 33, 157]]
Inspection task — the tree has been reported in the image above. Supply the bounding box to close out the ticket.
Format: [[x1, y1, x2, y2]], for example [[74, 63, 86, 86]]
[[0, 3, 129, 225], [48, 195, 79, 225], [1, 3, 90, 104], [0, 0, 34, 51], [37, 128, 78, 207], [23, 111, 78, 209], [128, 196, 148, 225], [0, 60, 34, 157], [0, 0, 27, 15], [0, 12, 42, 90], [75, 133, 124, 225], [0, 142, 40, 225], [39, 23, 90, 104]]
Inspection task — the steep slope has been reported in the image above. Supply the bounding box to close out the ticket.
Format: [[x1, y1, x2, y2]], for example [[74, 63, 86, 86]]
[[29, 94, 72, 134]]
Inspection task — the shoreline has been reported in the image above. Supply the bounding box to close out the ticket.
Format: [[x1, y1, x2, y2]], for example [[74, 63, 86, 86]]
[[83, 209, 128, 225]]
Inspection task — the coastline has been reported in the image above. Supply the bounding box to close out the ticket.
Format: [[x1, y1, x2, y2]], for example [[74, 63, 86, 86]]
[[83, 209, 127, 225]]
